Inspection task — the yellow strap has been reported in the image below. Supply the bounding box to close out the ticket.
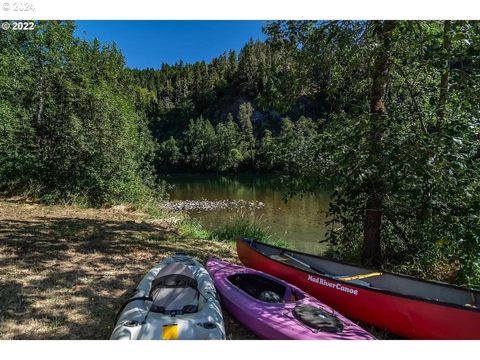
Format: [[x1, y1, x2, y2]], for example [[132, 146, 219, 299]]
[[338, 272, 383, 281]]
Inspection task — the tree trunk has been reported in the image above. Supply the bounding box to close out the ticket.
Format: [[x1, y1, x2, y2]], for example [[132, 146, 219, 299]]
[[362, 20, 397, 266]]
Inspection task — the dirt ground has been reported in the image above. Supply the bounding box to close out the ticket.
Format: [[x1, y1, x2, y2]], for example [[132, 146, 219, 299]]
[[0, 200, 257, 339]]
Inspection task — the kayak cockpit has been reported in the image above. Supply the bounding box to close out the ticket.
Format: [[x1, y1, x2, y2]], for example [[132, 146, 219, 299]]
[[149, 262, 200, 315], [228, 273, 304, 304]]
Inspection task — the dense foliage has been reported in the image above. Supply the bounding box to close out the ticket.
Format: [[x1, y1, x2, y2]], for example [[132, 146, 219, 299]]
[[261, 21, 480, 285], [131, 38, 321, 173], [0, 21, 159, 206]]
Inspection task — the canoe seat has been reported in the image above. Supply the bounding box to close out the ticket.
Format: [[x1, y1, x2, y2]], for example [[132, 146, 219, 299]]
[[269, 254, 291, 262], [269, 254, 320, 273], [336, 272, 383, 282]]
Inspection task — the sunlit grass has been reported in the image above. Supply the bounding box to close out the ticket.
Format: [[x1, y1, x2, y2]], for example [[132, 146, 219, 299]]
[[178, 218, 210, 239], [210, 217, 291, 249]]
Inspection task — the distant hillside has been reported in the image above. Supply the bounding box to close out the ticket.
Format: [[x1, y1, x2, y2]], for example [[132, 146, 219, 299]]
[[130, 39, 327, 141]]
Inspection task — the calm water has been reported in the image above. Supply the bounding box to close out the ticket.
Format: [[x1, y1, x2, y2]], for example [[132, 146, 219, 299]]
[[164, 175, 331, 255]]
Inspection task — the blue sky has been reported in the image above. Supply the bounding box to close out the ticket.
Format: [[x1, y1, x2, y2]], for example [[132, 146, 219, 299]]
[[74, 21, 267, 69]]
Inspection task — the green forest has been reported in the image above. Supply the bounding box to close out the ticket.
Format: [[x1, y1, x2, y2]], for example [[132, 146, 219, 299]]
[[1, 21, 479, 285]]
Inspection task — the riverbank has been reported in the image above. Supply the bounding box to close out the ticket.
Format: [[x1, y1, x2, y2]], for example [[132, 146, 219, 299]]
[[0, 199, 257, 339], [0, 199, 394, 340]]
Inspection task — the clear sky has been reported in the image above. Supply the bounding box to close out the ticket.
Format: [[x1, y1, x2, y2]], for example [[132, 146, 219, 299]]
[[74, 21, 267, 69]]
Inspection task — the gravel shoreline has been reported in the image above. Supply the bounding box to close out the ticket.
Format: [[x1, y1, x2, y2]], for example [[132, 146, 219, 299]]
[[161, 199, 265, 211]]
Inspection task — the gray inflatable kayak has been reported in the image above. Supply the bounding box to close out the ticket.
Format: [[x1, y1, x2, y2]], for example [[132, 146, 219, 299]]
[[111, 254, 225, 340]]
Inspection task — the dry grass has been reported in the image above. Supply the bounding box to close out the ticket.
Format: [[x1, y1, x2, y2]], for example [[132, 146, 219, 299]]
[[0, 200, 256, 339]]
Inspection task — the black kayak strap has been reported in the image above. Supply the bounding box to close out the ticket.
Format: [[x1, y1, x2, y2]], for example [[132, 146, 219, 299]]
[[114, 296, 152, 326]]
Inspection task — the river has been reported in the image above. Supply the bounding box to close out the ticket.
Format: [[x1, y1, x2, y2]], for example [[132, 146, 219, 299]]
[[163, 175, 331, 255]]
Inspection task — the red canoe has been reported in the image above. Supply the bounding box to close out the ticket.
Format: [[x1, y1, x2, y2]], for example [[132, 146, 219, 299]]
[[236, 238, 480, 339]]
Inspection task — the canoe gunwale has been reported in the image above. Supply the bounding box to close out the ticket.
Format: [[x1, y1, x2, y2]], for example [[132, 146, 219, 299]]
[[238, 237, 480, 313]]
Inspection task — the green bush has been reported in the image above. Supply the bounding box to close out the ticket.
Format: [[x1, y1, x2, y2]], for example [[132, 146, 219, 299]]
[[0, 21, 162, 207]]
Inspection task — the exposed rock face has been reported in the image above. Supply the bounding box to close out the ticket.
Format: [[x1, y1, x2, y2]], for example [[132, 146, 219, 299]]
[[160, 199, 265, 212]]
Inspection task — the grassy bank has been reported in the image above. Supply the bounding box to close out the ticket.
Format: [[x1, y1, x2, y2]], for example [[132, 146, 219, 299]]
[[0, 199, 394, 340], [209, 218, 291, 248], [0, 199, 257, 339]]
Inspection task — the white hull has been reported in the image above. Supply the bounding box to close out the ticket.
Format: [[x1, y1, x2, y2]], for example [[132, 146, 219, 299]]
[[111, 254, 225, 340]]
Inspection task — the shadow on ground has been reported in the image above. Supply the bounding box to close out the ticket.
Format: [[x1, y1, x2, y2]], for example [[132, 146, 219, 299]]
[[0, 204, 254, 339]]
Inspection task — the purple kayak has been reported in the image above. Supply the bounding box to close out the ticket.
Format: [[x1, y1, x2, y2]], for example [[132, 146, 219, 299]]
[[206, 257, 375, 340]]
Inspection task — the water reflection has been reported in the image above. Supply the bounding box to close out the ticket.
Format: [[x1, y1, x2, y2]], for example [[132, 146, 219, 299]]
[[163, 175, 331, 254]]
